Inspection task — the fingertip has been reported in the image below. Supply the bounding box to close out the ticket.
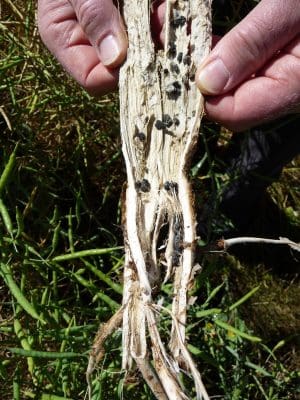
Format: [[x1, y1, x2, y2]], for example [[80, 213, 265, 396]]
[[196, 58, 230, 95], [205, 96, 262, 132], [83, 64, 119, 96], [97, 29, 128, 68], [204, 93, 248, 131], [69, 0, 128, 68]]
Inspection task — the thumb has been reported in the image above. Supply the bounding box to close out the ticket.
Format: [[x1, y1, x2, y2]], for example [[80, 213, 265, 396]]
[[70, 0, 128, 67], [196, 0, 300, 95]]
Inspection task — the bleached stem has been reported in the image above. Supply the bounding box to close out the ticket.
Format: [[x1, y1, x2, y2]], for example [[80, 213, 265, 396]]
[[215, 236, 300, 252], [89, 1, 213, 399]]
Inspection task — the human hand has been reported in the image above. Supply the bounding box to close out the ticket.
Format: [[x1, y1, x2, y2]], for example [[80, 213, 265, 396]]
[[37, 0, 129, 96], [196, 0, 300, 131], [37, 0, 165, 96]]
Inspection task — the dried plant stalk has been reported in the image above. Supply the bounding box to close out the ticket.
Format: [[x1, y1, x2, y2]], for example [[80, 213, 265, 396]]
[[88, 1, 212, 399]]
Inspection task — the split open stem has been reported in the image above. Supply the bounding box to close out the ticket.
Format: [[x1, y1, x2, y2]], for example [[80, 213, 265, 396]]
[[88, 1, 212, 399]]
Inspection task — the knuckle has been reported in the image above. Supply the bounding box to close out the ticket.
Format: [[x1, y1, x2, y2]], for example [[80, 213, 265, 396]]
[[231, 19, 269, 63], [76, 0, 105, 34]]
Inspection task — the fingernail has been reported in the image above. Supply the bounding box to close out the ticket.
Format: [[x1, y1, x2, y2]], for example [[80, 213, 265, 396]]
[[98, 34, 122, 66], [196, 58, 230, 94]]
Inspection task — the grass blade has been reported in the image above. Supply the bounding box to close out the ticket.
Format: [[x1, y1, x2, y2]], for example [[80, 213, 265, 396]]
[[0, 143, 18, 196], [52, 246, 123, 262], [215, 319, 262, 342], [14, 319, 34, 375], [195, 308, 222, 318], [83, 259, 123, 295], [0, 198, 14, 237], [41, 394, 74, 400], [8, 348, 86, 359], [0, 262, 45, 324], [202, 282, 224, 307], [245, 361, 272, 377], [228, 286, 260, 311]]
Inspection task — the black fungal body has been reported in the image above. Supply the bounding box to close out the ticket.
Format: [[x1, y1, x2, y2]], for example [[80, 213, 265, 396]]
[[183, 55, 191, 66], [167, 43, 177, 59], [171, 15, 186, 29], [155, 115, 174, 130], [140, 178, 151, 192], [170, 63, 180, 75], [173, 117, 180, 126], [162, 114, 173, 128], [135, 179, 151, 192], [165, 81, 182, 100], [164, 181, 171, 191], [177, 52, 183, 63], [135, 181, 141, 190], [173, 81, 181, 90], [134, 132, 146, 141], [172, 216, 183, 267], [164, 181, 178, 192], [155, 120, 165, 130]]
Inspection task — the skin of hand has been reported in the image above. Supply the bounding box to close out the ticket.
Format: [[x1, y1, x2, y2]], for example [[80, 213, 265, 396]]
[[38, 0, 300, 131], [37, 0, 164, 96], [37, 0, 129, 96], [196, 0, 300, 131]]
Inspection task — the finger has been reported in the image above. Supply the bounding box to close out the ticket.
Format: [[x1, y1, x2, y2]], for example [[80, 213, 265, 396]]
[[196, 0, 300, 95], [205, 36, 300, 131], [151, 1, 165, 46], [38, 0, 120, 95], [69, 0, 128, 67]]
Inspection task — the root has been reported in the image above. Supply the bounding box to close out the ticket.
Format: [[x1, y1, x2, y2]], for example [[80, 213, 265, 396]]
[[86, 307, 123, 397]]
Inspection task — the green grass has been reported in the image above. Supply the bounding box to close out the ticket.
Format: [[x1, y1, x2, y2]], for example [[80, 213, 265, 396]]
[[1, 1, 299, 399]]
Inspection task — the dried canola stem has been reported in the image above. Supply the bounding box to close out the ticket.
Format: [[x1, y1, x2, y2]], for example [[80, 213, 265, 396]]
[[88, 1, 212, 399]]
